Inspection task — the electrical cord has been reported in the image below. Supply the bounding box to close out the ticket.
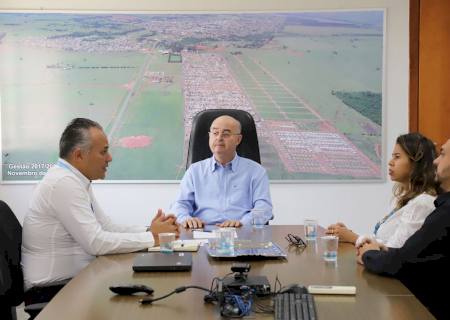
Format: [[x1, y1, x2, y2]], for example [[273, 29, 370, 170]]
[[139, 271, 268, 318], [204, 272, 235, 304], [221, 293, 253, 318], [140, 285, 211, 305], [274, 274, 282, 294]]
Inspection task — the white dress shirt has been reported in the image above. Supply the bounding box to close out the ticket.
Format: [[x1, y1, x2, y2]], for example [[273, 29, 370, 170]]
[[356, 193, 436, 248], [22, 159, 154, 290]]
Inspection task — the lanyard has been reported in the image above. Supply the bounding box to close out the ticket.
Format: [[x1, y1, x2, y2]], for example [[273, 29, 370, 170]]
[[373, 209, 396, 235]]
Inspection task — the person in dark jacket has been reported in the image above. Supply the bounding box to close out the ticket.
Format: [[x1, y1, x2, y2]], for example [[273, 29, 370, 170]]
[[357, 138, 450, 319]]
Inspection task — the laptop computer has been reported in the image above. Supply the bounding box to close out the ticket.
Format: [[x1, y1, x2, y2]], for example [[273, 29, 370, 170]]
[[132, 252, 192, 272]]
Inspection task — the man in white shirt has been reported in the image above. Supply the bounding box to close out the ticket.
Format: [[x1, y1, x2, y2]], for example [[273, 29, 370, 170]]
[[22, 118, 178, 292]]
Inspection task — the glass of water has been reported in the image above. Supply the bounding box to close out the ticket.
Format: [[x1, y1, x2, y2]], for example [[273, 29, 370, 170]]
[[216, 228, 235, 256], [251, 208, 266, 229], [304, 219, 318, 240], [159, 232, 176, 253], [208, 230, 219, 250], [321, 235, 338, 262]]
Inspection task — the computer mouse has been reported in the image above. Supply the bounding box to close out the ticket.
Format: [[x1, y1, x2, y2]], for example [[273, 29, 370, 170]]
[[109, 284, 154, 295], [279, 284, 308, 295]]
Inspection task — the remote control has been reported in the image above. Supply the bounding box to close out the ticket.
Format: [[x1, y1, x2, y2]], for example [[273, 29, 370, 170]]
[[307, 285, 356, 295], [109, 284, 154, 295]]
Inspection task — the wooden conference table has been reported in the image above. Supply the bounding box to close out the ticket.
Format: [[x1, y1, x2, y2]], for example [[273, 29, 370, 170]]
[[36, 225, 434, 320]]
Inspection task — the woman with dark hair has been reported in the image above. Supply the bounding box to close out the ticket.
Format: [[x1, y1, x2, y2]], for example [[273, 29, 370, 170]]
[[326, 132, 438, 248]]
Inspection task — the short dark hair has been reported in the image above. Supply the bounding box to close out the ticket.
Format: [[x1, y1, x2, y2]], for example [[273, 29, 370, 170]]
[[59, 118, 103, 159]]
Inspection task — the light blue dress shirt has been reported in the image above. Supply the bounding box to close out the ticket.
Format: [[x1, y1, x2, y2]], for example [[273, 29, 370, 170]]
[[171, 154, 273, 225]]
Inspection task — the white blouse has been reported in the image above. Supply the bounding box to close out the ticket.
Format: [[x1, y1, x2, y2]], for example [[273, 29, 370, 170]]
[[356, 193, 436, 248], [22, 159, 154, 290]]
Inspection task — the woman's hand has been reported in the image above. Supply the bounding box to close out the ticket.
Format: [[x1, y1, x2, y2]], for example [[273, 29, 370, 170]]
[[326, 222, 359, 244]]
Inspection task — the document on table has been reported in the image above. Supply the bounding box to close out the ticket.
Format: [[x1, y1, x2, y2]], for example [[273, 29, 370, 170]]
[[148, 239, 206, 252], [192, 230, 238, 239]]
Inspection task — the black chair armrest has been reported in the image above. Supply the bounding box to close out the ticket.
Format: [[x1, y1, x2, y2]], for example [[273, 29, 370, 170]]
[[24, 279, 70, 319], [24, 302, 48, 319]]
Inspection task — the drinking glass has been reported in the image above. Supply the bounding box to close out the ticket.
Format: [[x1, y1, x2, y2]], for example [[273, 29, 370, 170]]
[[304, 219, 318, 240], [321, 235, 338, 262], [159, 232, 176, 253]]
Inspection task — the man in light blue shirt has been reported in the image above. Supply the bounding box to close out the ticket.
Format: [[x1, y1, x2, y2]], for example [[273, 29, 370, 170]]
[[171, 115, 272, 228]]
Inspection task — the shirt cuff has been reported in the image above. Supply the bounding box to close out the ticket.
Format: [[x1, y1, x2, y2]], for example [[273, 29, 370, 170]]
[[240, 214, 252, 225], [355, 235, 370, 247], [176, 215, 189, 224]]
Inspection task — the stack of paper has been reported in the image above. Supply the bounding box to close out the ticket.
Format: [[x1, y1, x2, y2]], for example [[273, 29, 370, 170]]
[[148, 239, 206, 252], [192, 230, 238, 239]]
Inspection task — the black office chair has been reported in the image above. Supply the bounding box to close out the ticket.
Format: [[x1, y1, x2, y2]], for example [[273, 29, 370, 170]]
[[186, 109, 261, 169], [0, 201, 67, 320], [0, 200, 24, 320]]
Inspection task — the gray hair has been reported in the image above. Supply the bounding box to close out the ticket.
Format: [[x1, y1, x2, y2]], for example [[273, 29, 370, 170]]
[[59, 118, 103, 159]]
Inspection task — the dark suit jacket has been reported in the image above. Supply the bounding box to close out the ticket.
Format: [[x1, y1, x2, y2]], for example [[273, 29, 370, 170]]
[[362, 192, 450, 319]]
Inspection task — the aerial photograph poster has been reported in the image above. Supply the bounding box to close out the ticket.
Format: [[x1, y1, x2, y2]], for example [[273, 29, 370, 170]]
[[0, 10, 384, 182]]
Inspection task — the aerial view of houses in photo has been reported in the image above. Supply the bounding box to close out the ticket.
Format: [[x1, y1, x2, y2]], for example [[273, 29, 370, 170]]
[[0, 11, 383, 181]]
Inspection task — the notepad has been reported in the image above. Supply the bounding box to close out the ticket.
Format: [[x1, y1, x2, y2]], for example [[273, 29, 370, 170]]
[[148, 239, 205, 252], [193, 230, 238, 239], [192, 231, 216, 239]]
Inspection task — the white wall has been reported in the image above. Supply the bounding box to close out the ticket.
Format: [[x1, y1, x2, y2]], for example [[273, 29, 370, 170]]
[[0, 0, 408, 236]]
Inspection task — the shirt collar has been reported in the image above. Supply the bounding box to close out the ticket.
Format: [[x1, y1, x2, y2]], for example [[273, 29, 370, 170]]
[[56, 158, 91, 189], [210, 153, 240, 172], [434, 191, 450, 208]]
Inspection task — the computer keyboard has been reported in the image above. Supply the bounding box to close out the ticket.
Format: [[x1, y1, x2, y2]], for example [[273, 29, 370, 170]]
[[274, 292, 317, 320]]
